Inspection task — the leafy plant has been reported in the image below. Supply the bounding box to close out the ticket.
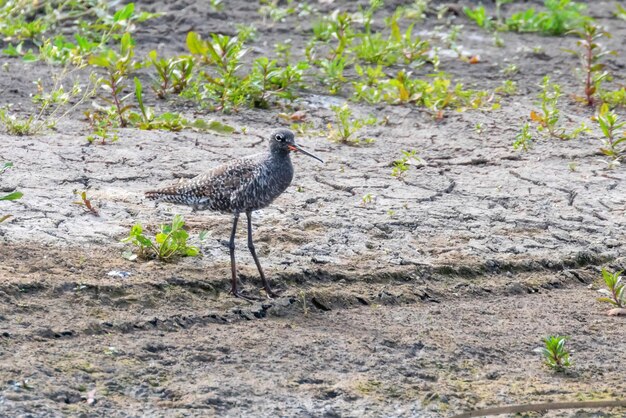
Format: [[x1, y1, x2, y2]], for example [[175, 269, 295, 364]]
[[506, 0, 590, 35], [73, 190, 99, 216], [122, 215, 200, 261], [317, 56, 347, 95], [186, 31, 250, 111], [148, 50, 194, 99], [392, 150, 421, 179], [464, 6, 494, 30], [85, 109, 119, 144], [528, 76, 589, 141], [542, 336, 572, 371], [513, 122, 533, 151], [0, 67, 94, 136], [616, 3, 626, 21], [565, 23, 615, 106], [327, 104, 376, 145], [89, 32, 137, 127], [600, 87, 626, 108], [593, 103, 626, 161], [465, 0, 591, 36], [0, 162, 23, 223], [598, 269, 625, 308]]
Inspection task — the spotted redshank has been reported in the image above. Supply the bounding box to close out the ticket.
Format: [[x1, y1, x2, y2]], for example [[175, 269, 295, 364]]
[[145, 129, 323, 299]]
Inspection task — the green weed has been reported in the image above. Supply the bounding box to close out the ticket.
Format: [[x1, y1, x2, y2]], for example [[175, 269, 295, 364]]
[[327, 104, 376, 145], [122, 215, 200, 261], [565, 23, 615, 106], [392, 150, 421, 179], [0, 66, 94, 136], [542, 336, 572, 371], [0, 162, 22, 223], [528, 76, 589, 141], [513, 122, 533, 151], [597, 269, 625, 308], [73, 190, 99, 216], [148, 50, 194, 99], [593, 104, 626, 162], [465, 0, 591, 36], [89, 32, 137, 127]]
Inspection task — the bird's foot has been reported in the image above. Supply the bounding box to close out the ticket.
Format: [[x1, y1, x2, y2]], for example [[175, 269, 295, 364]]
[[264, 287, 281, 299], [229, 289, 260, 302]]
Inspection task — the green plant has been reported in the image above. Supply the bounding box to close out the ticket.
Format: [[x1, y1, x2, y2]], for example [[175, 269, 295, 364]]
[[593, 103, 626, 161], [89, 32, 137, 127], [392, 150, 421, 179], [598, 269, 625, 308], [506, 0, 590, 35], [616, 3, 626, 20], [148, 50, 194, 99], [327, 104, 376, 145], [73, 190, 99, 216], [529, 76, 588, 141], [465, 0, 591, 36], [565, 23, 614, 106], [599, 87, 626, 108], [258, 0, 312, 23], [464, 6, 494, 30], [513, 122, 534, 151], [542, 336, 572, 371], [317, 56, 347, 95], [122, 215, 200, 261], [248, 57, 308, 106], [361, 193, 375, 205], [209, 0, 224, 12], [186, 31, 250, 111], [0, 66, 94, 136], [0, 162, 23, 222], [85, 109, 119, 144]]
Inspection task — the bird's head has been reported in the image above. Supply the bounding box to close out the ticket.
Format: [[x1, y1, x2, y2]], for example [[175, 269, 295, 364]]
[[269, 129, 324, 163]]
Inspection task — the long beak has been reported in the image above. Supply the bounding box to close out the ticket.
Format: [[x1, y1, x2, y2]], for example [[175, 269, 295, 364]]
[[288, 143, 324, 163]]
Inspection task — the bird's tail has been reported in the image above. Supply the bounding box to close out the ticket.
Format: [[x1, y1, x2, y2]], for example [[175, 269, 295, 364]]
[[145, 189, 177, 202]]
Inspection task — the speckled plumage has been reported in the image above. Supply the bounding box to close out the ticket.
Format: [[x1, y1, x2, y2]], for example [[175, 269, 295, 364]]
[[145, 150, 293, 213], [145, 129, 323, 299]]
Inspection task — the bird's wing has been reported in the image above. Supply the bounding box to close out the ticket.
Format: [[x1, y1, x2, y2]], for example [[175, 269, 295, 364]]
[[146, 156, 261, 210]]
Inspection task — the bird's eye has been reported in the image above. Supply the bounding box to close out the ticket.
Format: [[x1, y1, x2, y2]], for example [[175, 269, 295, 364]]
[[275, 134, 284, 141]]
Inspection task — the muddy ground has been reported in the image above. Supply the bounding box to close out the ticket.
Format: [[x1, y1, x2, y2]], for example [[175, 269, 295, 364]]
[[0, 0, 625, 417]]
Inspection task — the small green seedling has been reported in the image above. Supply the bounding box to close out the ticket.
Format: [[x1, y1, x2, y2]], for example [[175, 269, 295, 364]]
[[598, 269, 624, 308], [542, 336, 572, 372], [513, 122, 534, 150], [529, 76, 588, 141], [392, 150, 421, 179], [361, 193, 375, 205], [73, 190, 99, 216], [0, 162, 23, 223], [122, 214, 200, 261], [327, 103, 376, 145], [593, 103, 626, 162]]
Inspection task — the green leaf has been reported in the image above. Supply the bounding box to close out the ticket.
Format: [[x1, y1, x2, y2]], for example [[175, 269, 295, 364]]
[[191, 119, 236, 134], [185, 247, 199, 256], [114, 3, 135, 22], [186, 31, 207, 56], [88, 54, 111, 67], [0, 191, 23, 201]]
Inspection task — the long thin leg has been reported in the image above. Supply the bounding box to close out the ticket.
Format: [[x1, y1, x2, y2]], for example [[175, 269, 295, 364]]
[[228, 213, 241, 297], [246, 211, 278, 298]]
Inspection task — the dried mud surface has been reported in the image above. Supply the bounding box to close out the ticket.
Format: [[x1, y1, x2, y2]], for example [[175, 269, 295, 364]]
[[0, 1, 625, 417]]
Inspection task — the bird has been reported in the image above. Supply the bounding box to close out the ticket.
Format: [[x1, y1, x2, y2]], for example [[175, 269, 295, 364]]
[[145, 129, 323, 299]]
